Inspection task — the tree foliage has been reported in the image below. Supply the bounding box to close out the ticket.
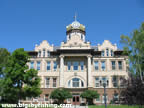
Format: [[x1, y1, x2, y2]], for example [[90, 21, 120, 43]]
[[50, 88, 72, 104], [80, 90, 99, 105], [0, 48, 10, 77], [120, 23, 144, 81], [0, 48, 41, 103], [121, 75, 144, 107]]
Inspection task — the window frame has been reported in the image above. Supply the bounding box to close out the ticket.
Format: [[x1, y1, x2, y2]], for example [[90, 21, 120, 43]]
[[37, 61, 41, 70]]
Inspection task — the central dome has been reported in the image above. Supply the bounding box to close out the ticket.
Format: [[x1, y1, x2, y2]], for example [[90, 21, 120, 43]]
[[71, 21, 80, 28], [66, 20, 85, 33]]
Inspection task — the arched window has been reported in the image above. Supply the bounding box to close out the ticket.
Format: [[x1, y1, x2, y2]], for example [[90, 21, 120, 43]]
[[68, 78, 84, 88]]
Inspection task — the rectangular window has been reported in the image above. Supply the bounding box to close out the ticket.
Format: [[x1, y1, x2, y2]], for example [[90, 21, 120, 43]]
[[67, 62, 71, 71], [53, 78, 57, 87], [45, 78, 50, 88], [30, 61, 34, 69], [73, 62, 79, 71], [37, 61, 41, 70], [111, 50, 113, 56], [47, 61, 51, 71], [101, 50, 105, 57], [102, 77, 108, 86], [111, 61, 116, 70], [106, 49, 109, 56], [38, 51, 41, 57], [53, 61, 57, 71], [80, 61, 84, 71], [47, 51, 50, 57], [95, 77, 100, 87], [112, 76, 118, 87], [45, 94, 49, 101], [118, 61, 122, 70], [96, 97, 100, 102], [94, 61, 99, 70], [73, 79, 79, 87], [43, 49, 45, 57], [101, 61, 105, 71]]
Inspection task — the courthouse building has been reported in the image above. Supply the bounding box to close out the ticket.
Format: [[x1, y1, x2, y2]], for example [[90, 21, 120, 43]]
[[26, 19, 129, 105]]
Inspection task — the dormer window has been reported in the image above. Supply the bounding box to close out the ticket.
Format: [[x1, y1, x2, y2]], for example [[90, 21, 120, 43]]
[[111, 50, 114, 56], [47, 51, 50, 57], [81, 34, 83, 40], [43, 49, 45, 57], [106, 48, 109, 56], [38, 51, 41, 57], [101, 50, 105, 57]]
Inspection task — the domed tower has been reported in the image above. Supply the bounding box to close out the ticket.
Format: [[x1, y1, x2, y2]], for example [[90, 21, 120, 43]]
[[66, 17, 86, 42]]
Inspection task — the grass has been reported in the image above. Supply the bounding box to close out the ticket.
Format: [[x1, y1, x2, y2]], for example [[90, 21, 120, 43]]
[[88, 105, 143, 108]]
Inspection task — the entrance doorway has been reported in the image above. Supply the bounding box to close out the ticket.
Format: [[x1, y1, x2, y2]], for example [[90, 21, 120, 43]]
[[72, 95, 80, 105]]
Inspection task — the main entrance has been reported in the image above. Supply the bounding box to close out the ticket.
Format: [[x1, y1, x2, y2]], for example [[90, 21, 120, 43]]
[[72, 95, 80, 105]]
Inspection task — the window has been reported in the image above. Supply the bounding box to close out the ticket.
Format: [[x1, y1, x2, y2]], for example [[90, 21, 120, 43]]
[[68, 80, 71, 87], [101, 61, 105, 71], [67, 62, 71, 71], [81, 80, 84, 87], [47, 51, 50, 57], [72, 78, 79, 87], [111, 50, 114, 56], [68, 78, 84, 88], [102, 77, 108, 87], [102, 95, 108, 103], [53, 78, 57, 87], [111, 61, 116, 70], [112, 76, 118, 87], [96, 97, 100, 102], [43, 49, 45, 57], [53, 61, 57, 71], [113, 92, 119, 102], [81, 34, 83, 40], [38, 51, 41, 57], [101, 50, 105, 57], [95, 77, 100, 87], [45, 94, 49, 101], [37, 61, 41, 70], [80, 61, 84, 71], [73, 62, 78, 71], [45, 78, 50, 88], [47, 61, 51, 71], [30, 61, 34, 69], [120, 77, 125, 87], [118, 61, 122, 70], [94, 61, 99, 70], [106, 49, 109, 56]]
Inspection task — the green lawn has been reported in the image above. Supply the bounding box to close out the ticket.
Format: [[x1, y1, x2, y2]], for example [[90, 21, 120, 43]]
[[88, 105, 142, 108]]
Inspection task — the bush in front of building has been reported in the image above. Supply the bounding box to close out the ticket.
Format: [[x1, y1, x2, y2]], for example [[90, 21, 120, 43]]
[[50, 88, 72, 104], [80, 90, 99, 105]]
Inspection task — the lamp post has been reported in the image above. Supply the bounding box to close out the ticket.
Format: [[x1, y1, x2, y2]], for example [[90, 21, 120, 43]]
[[103, 83, 107, 108]]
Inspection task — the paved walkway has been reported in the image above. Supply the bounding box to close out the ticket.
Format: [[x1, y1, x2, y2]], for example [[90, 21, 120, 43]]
[[68, 105, 88, 108]]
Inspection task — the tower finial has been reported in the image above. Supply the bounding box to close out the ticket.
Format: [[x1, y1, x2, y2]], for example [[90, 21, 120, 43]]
[[74, 12, 77, 21]]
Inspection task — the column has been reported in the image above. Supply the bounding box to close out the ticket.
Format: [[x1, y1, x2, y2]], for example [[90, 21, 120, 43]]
[[109, 76, 113, 88], [60, 55, 64, 87], [87, 55, 92, 87]]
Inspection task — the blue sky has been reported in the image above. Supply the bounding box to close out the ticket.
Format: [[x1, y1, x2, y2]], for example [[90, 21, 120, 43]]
[[0, 0, 144, 52]]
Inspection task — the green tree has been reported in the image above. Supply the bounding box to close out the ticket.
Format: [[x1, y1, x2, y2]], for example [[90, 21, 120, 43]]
[[120, 23, 144, 82], [0, 48, 41, 103], [0, 48, 10, 103], [50, 88, 72, 104], [80, 90, 99, 105], [0, 48, 10, 77]]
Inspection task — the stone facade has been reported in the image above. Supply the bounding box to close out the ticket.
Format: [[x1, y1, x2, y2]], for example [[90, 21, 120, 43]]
[[25, 19, 129, 105]]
